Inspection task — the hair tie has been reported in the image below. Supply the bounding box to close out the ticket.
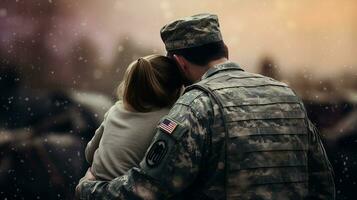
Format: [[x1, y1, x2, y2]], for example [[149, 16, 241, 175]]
[[137, 57, 152, 69]]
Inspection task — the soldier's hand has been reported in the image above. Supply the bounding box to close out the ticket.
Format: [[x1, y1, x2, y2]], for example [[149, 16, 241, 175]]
[[84, 167, 96, 181], [75, 168, 96, 199]]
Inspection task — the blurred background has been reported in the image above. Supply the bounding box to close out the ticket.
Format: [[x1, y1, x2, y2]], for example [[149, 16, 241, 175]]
[[0, 0, 356, 199]]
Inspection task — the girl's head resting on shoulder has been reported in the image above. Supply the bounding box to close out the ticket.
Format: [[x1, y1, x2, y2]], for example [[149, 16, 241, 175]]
[[117, 55, 183, 112]]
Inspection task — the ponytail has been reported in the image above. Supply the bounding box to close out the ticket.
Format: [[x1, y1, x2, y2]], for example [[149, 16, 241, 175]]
[[117, 55, 183, 112], [135, 57, 167, 101]]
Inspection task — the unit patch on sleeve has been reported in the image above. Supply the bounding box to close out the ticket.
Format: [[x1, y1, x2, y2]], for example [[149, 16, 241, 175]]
[[146, 140, 168, 167]]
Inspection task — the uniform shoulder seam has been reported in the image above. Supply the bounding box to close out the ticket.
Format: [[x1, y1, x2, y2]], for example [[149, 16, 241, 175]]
[[175, 89, 207, 106]]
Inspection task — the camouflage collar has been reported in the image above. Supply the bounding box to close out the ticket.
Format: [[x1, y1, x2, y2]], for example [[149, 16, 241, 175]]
[[201, 61, 244, 80]]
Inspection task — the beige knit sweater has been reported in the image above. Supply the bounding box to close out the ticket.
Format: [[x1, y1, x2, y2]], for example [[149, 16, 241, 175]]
[[85, 101, 169, 180]]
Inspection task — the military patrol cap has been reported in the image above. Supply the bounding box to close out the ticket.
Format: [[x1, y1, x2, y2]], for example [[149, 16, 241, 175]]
[[160, 13, 223, 51]]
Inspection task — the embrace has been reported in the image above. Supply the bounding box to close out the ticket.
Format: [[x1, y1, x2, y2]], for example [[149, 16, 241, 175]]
[[76, 13, 335, 200]]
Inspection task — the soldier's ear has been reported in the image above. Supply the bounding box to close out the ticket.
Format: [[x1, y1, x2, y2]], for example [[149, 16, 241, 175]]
[[173, 54, 188, 72]]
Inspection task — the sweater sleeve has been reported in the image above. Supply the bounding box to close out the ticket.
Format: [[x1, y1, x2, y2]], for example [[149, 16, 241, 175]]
[[85, 111, 109, 164]]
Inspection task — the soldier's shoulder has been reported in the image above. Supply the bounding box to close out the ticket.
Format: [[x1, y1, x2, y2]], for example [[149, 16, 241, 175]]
[[175, 89, 209, 106]]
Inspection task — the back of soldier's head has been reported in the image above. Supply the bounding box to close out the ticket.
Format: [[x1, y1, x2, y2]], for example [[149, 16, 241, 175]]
[[160, 13, 228, 66]]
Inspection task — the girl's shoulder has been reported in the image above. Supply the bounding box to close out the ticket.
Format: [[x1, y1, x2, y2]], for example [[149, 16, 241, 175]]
[[107, 101, 171, 121], [103, 101, 124, 118]]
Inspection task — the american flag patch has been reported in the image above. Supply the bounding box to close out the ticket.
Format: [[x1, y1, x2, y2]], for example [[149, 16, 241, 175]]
[[159, 119, 177, 135]]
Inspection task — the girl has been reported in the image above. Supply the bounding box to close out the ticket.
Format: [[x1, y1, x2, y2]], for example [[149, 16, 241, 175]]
[[85, 55, 182, 180]]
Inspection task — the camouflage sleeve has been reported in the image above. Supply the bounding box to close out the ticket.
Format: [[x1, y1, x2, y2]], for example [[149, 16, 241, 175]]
[[307, 120, 335, 200], [78, 91, 211, 199]]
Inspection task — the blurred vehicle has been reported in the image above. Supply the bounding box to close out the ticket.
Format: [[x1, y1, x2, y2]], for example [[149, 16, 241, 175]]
[[0, 67, 113, 199]]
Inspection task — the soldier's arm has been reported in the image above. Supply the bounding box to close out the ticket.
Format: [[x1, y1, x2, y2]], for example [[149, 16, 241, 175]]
[[77, 91, 211, 199], [307, 120, 335, 200]]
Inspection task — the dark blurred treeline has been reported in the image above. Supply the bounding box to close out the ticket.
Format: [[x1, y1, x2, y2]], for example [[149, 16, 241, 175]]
[[0, 0, 156, 96]]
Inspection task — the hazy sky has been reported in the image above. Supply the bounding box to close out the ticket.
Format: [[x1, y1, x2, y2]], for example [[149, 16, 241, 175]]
[[68, 0, 356, 77], [1, 0, 357, 78]]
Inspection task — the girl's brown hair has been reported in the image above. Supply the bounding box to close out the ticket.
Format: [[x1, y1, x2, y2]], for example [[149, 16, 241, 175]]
[[117, 55, 183, 112]]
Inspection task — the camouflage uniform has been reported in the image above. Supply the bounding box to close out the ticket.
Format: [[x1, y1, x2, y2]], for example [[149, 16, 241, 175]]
[[77, 14, 335, 200]]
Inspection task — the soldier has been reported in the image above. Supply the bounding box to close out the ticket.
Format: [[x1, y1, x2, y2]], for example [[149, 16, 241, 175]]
[[76, 13, 335, 200]]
